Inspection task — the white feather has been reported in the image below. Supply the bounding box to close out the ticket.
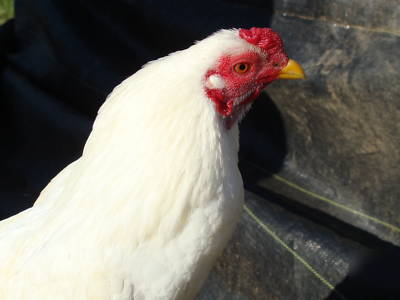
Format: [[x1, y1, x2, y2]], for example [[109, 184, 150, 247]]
[[0, 29, 255, 299]]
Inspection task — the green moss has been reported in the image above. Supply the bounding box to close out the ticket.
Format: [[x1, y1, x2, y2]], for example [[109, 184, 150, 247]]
[[0, 0, 14, 24]]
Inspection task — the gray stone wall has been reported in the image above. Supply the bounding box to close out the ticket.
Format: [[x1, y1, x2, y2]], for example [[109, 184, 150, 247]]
[[268, 1, 400, 246], [200, 1, 400, 299]]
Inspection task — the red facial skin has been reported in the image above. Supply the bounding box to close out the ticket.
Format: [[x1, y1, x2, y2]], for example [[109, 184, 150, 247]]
[[205, 28, 289, 128]]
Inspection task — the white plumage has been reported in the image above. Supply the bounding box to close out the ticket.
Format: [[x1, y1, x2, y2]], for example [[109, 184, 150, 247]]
[[0, 30, 247, 299], [0, 27, 303, 299]]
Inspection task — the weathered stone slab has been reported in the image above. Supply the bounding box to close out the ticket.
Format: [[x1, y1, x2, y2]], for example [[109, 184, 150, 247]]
[[204, 3, 400, 297], [274, 0, 400, 34], [240, 12, 400, 246]]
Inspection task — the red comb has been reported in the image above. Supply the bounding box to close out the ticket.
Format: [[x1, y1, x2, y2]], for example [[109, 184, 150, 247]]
[[239, 27, 284, 55]]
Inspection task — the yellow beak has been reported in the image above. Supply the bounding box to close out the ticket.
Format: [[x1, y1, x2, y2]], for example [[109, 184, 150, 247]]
[[278, 59, 306, 79]]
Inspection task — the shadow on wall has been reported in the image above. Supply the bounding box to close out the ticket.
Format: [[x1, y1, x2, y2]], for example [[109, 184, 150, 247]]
[[239, 92, 288, 176], [326, 248, 400, 300]]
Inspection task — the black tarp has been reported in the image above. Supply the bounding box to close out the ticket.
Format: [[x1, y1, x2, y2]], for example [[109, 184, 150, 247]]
[[1, 1, 399, 299]]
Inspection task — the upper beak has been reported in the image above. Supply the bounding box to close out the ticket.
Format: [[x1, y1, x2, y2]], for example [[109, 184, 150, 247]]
[[278, 59, 306, 79]]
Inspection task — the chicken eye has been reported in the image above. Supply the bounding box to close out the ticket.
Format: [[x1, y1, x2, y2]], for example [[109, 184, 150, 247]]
[[234, 62, 250, 74]]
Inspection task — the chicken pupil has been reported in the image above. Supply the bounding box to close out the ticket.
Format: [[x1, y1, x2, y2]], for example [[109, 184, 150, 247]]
[[239, 64, 246, 70]]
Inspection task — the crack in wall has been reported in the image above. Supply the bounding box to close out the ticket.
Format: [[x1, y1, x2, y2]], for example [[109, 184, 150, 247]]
[[275, 10, 400, 37]]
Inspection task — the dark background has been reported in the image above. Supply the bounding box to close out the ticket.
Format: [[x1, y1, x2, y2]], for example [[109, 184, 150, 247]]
[[1, 1, 400, 299]]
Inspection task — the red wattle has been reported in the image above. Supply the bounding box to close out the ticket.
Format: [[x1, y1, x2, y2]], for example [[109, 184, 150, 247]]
[[206, 89, 233, 116]]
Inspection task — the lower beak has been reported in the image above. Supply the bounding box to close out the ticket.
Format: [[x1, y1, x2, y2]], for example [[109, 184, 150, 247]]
[[278, 59, 306, 79]]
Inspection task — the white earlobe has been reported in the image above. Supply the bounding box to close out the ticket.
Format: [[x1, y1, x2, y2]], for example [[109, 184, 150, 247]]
[[205, 74, 225, 89]]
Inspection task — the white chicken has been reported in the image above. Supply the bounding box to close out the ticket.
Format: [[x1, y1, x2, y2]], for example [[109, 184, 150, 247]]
[[0, 27, 304, 299]]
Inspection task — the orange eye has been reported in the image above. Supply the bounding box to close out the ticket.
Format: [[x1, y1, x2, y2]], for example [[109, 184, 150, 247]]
[[234, 62, 250, 74]]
